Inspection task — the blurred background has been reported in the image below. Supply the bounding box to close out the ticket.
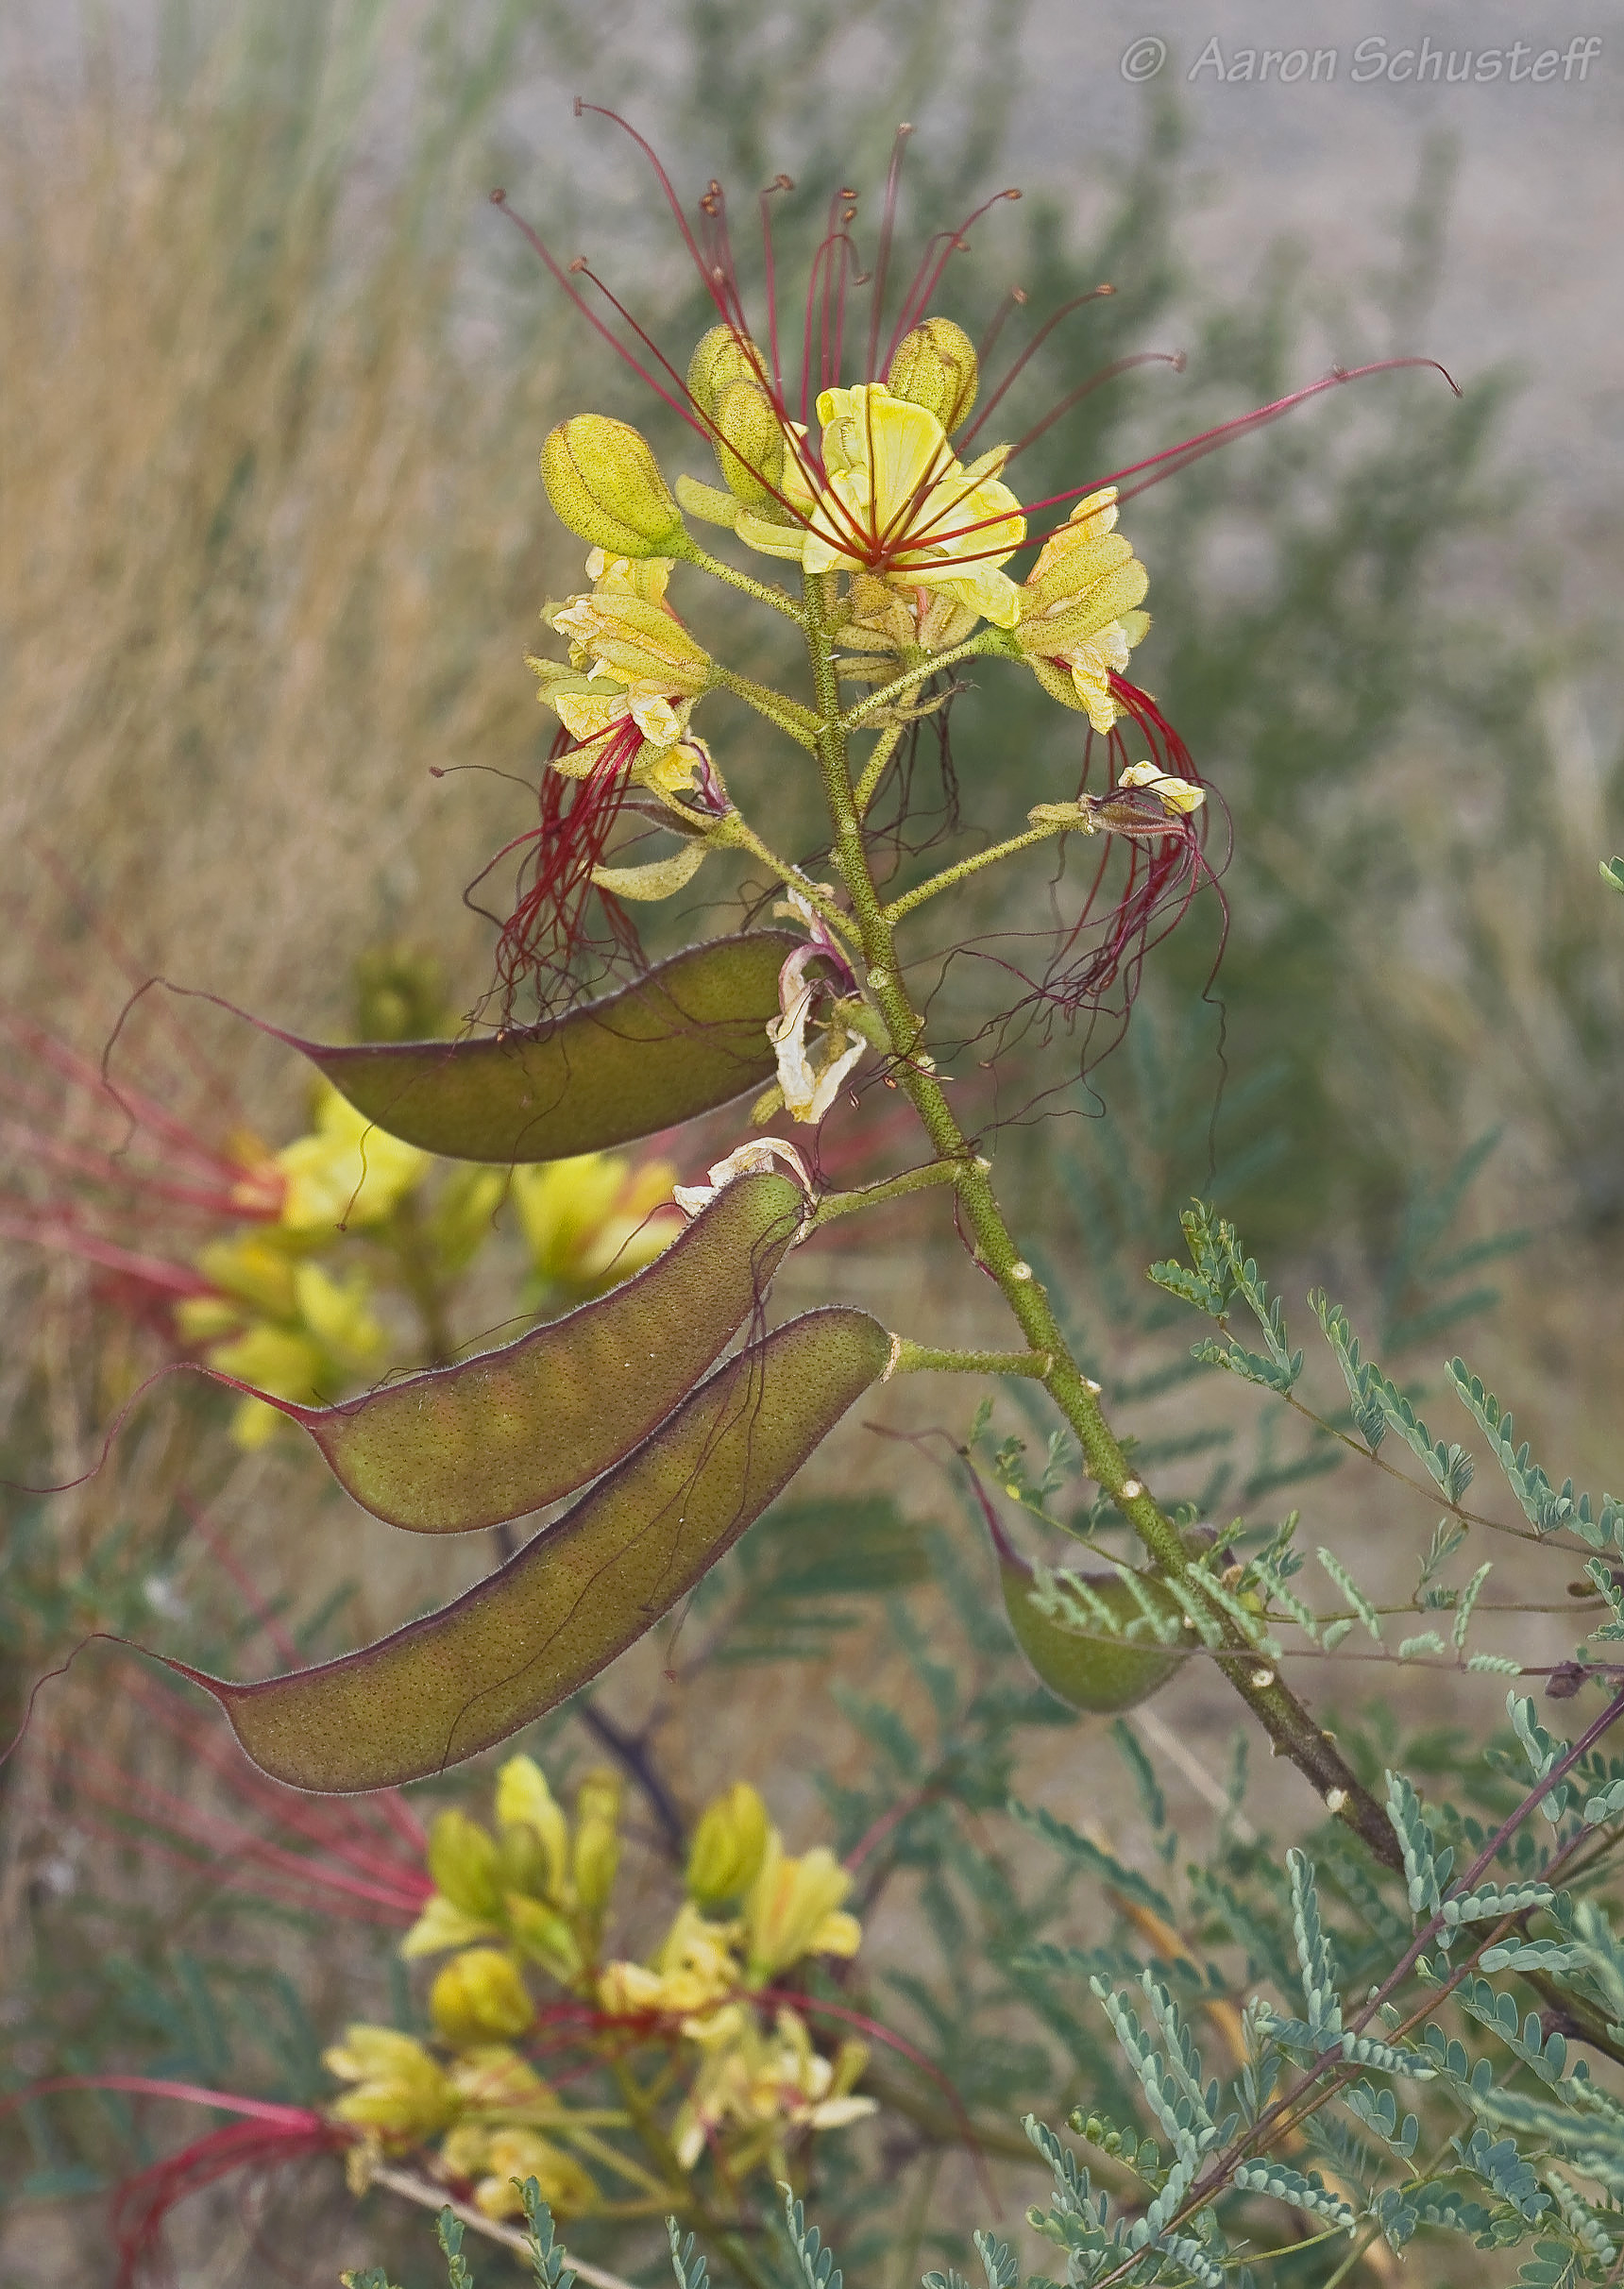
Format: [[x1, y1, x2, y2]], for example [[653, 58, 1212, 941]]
[[2, 0, 1621, 2280]]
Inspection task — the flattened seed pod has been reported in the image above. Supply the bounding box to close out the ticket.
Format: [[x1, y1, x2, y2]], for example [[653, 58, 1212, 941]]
[[1001, 1561, 1187, 1715], [178, 1307, 891, 1791], [268, 1172, 804, 1532], [289, 933, 801, 1162]]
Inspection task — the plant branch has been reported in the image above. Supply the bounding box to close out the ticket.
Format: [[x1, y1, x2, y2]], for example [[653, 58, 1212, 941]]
[[797, 569, 1405, 1881], [837, 633, 997, 731], [882, 821, 1066, 925], [853, 723, 905, 817], [684, 542, 804, 620], [809, 1159, 966, 1226], [369, 2162, 641, 2289], [891, 1342, 1054, 1378]]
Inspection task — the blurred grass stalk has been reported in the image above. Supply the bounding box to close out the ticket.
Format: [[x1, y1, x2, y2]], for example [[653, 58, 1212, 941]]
[[0, 0, 565, 1037]]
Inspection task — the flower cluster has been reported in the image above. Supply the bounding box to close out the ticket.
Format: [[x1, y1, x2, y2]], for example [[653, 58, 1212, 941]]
[[1, 949, 683, 1448], [324, 1757, 874, 2219]]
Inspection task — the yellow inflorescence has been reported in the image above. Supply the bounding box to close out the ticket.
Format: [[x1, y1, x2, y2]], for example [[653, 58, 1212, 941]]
[[333, 1755, 876, 2213]]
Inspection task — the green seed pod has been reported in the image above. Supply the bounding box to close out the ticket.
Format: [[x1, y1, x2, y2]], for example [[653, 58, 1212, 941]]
[[539, 415, 687, 558], [887, 317, 979, 434], [295, 932, 800, 1163], [178, 1307, 891, 1792], [1001, 1562, 1187, 1715], [267, 1171, 804, 1533], [686, 325, 770, 418], [711, 379, 787, 507]]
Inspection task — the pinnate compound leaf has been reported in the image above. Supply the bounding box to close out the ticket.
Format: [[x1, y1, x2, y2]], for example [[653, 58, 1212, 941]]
[[266, 1171, 804, 1531], [293, 932, 800, 1161], [1230, 2161, 1355, 2230], [172, 1307, 889, 1789], [1446, 1362, 1573, 1534]]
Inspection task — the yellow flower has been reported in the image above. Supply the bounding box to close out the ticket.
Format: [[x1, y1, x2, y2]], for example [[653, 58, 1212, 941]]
[[598, 1901, 744, 2038], [1014, 486, 1151, 734], [276, 1080, 429, 1233], [532, 550, 712, 757], [686, 1782, 770, 1907], [442, 2124, 599, 2219], [510, 1151, 680, 1297], [742, 1835, 862, 1980], [670, 2008, 874, 2171], [736, 383, 1024, 631], [887, 316, 979, 434], [425, 1809, 505, 1923], [324, 2026, 455, 2141], [1116, 761, 1206, 818], [430, 1949, 536, 2046], [401, 1891, 501, 1961]]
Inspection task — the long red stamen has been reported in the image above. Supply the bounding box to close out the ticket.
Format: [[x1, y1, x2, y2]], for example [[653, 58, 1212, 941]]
[[866, 123, 914, 381], [975, 283, 1028, 371], [488, 193, 710, 439], [1005, 349, 1185, 466], [1022, 357, 1462, 531], [882, 188, 1022, 372], [697, 177, 752, 340], [758, 173, 794, 394], [960, 284, 1116, 447], [475, 723, 645, 1020]]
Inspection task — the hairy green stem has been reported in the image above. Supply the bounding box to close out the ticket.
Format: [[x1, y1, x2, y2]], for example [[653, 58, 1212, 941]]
[[852, 723, 904, 817], [810, 1159, 966, 1226], [707, 664, 820, 749], [891, 1342, 1054, 1378], [709, 814, 859, 948], [797, 570, 1402, 1873], [837, 631, 998, 730], [883, 820, 1066, 924], [682, 541, 804, 621]]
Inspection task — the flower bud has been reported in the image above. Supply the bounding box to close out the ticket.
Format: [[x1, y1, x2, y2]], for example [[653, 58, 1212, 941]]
[[570, 1768, 623, 1915], [427, 1808, 504, 1923], [686, 1781, 770, 1907], [686, 324, 770, 417], [495, 1754, 570, 1900], [324, 2025, 454, 2140], [430, 1947, 536, 2045], [711, 379, 787, 508], [887, 317, 978, 433], [505, 1892, 584, 1986], [540, 415, 686, 558]]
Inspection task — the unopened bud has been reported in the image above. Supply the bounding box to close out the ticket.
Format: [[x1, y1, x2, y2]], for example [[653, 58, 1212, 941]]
[[324, 2026, 453, 2139], [887, 317, 978, 433], [540, 415, 686, 558], [571, 1768, 623, 1914], [686, 1780, 770, 1907], [712, 379, 787, 507], [494, 1754, 570, 1901], [430, 1947, 535, 2045], [687, 325, 770, 417], [504, 1892, 584, 1985], [427, 1808, 503, 1923]]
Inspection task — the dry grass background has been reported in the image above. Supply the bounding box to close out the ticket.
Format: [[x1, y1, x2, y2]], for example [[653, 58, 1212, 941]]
[[2, 3, 1623, 2283]]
